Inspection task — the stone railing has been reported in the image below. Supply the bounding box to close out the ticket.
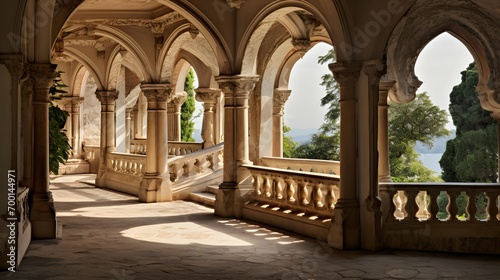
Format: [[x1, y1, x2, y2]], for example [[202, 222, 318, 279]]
[[107, 152, 146, 176], [379, 182, 500, 254], [260, 157, 340, 175], [168, 143, 223, 184], [168, 141, 204, 156], [130, 139, 147, 155], [244, 165, 340, 218], [82, 145, 100, 174]]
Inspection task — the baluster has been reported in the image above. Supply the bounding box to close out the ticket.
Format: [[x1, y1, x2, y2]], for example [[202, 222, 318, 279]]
[[415, 191, 430, 221], [263, 176, 271, 198], [325, 184, 336, 210], [275, 178, 284, 200], [253, 174, 262, 196], [314, 183, 324, 208], [393, 190, 407, 220], [475, 192, 489, 222], [465, 190, 476, 221], [299, 181, 309, 206], [428, 189, 440, 221], [285, 178, 296, 203]]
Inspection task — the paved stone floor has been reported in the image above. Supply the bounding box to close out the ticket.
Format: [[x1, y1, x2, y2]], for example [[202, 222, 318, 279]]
[[2, 174, 500, 279]]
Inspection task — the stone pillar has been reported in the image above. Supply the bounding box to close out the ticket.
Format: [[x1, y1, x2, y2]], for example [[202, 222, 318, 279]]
[[378, 81, 395, 182], [132, 103, 139, 139], [214, 75, 259, 218], [361, 61, 386, 251], [30, 63, 58, 239], [135, 92, 146, 139], [21, 74, 34, 191], [140, 84, 174, 202], [215, 93, 224, 144], [273, 89, 291, 157], [95, 90, 119, 187], [195, 88, 221, 148], [125, 107, 133, 153], [167, 93, 186, 142], [328, 62, 361, 249], [70, 97, 84, 158]]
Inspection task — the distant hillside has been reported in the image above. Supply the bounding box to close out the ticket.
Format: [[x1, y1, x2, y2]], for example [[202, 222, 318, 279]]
[[415, 130, 456, 154], [285, 128, 319, 144]]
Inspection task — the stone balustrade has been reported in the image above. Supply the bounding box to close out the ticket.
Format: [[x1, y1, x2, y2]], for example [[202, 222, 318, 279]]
[[168, 141, 204, 156], [130, 139, 147, 155], [107, 152, 146, 176], [18, 187, 30, 234], [260, 157, 340, 175], [82, 145, 100, 174], [244, 165, 340, 218], [379, 182, 500, 254], [168, 143, 223, 183]]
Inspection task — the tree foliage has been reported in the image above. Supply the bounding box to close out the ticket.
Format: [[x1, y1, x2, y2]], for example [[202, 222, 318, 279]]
[[389, 92, 449, 182], [181, 68, 196, 142], [282, 124, 297, 158], [49, 71, 71, 175], [440, 62, 498, 182]]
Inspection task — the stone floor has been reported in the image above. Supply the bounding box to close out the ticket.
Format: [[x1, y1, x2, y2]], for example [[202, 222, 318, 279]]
[[2, 174, 500, 279]]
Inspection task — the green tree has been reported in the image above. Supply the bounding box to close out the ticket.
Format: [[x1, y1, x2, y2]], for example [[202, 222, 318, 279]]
[[49, 71, 71, 175], [389, 92, 449, 182], [440, 62, 498, 182], [181, 68, 196, 142], [283, 124, 297, 158]]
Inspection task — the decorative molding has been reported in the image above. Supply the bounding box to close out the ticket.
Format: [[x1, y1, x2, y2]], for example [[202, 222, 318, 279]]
[[273, 89, 292, 107], [364, 61, 386, 85], [30, 64, 57, 90], [141, 84, 174, 102], [0, 54, 25, 79], [329, 62, 362, 86], [215, 76, 259, 96], [195, 88, 221, 103], [95, 90, 119, 104], [226, 0, 246, 9], [67, 11, 183, 30]]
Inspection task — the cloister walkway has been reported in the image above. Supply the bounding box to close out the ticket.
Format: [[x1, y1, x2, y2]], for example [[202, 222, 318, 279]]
[[1, 175, 499, 280]]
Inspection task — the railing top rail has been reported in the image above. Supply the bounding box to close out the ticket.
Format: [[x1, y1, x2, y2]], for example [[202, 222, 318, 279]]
[[110, 152, 147, 159], [167, 143, 223, 163], [168, 141, 204, 146], [83, 145, 100, 148], [379, 182, 500, 191], [261, 156, 340, 166], [244, 164, 340, 181]]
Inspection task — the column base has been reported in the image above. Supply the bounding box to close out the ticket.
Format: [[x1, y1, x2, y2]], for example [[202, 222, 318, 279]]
[[30, 192, 57, 239], [139, 176, 172, 203], [214, 183, 249, 218], [327, 199, 360, 250], [378, 175, 392, 182]]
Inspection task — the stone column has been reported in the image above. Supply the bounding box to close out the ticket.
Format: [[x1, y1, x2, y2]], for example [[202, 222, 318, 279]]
[[140, 84, 174, 202], [21, 73, 34, 191], [132, 103, 139, 139], [70, 97, 84, 158], [214, 75, 259, 218], [328, 62, 361, 249], [167, 93, 186, 142], [378, 81, 395, 182], [125, 107, 133, 153], [30, 63, 58, 239], [95, 90, 119, 187], [195, 88, 221, 148], [273, 89, 291, 157], [135, 92, 146, 139], [215, 93, 224, 144]]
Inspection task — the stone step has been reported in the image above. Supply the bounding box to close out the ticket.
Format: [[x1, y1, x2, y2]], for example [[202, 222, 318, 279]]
[[188, 192, 216, 208]]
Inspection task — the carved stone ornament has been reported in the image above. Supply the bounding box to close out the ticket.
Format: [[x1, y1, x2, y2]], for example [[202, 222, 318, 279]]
[[364, 61, 386, 85], [226, 0, 246, 9], [141, 84, 174, 102], [273, 89, 292, 107], [95, 91, 119, 104], [215, 76, 259, 96], [30, 64, 57, 90], [0, 54, 25, 79], [195, 88, 221, 103], [329, 62, 362, 85]]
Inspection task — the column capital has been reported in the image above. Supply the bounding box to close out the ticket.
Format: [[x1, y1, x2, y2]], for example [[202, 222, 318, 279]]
[[170, 92, 187, 106], [95, 90, 119, 104], [329, 62, 362, 86], [363, 60, 386, 85], [226, 0, 246, 8], [125, 107, 134, 114], [70, 97, 85, 107], [0, 54, 27, 80], [30, 63, 58, 90], [195, 88, 221, 103], [140, 83, 174, 102], [215, 75, 259, 96], [273, 89, 292, 107]]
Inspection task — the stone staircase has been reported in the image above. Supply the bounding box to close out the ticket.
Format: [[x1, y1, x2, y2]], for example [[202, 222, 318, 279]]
[[187, 185, 218, 207]]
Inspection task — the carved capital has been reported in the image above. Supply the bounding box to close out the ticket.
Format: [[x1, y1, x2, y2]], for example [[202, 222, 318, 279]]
[[0, 54, 26, 79], [195, 88, 221, 103], [379, 80, 396, 106], [170, 92, 187, 106], [273, 89, 292, 107], [226, 0, 246, 8], [30, 64, 57, 90], [141, 84, 174, 102], [215, 75, 259, 96], [291, 38, 311, 52], [329, 62, 362, 86], [364, 60, 386, 85], [95, 90, 119, 104]]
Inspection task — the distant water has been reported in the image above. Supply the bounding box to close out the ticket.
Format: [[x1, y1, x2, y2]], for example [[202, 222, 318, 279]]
[[418, 153, 443, 174]]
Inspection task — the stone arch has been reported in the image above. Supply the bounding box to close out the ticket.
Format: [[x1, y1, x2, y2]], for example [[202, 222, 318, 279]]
[[386, 0, 500, 111], [70, 63, 87, 97], [160, 26, 219, 84], [172, 50, 213, 91], [238, 0, 345, 75], [63, 48, 105, 90], [106, 47, 123, 91]]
